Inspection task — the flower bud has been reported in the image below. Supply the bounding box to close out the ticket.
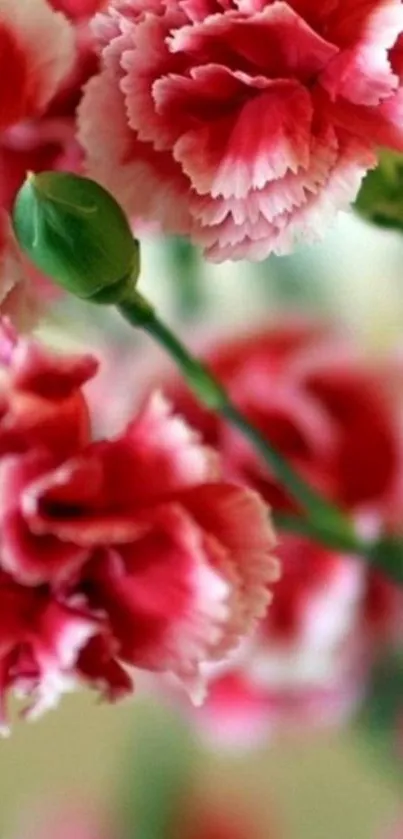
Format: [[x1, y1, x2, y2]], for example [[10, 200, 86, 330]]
[[12, 172, 140, 302]]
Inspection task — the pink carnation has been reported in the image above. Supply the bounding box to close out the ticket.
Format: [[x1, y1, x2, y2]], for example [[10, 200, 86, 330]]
[[0, 323, 278, 728], [0, 1, 100, 213], [79, 0, 403, 261], [24, 392, 278, 700], [157, 321, 403, 741], [0, 0, 75, 132], [197, 537, 369, 746]]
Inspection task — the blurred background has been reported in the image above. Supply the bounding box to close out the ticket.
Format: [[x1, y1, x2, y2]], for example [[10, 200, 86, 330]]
[[2, 210, 403, 839]]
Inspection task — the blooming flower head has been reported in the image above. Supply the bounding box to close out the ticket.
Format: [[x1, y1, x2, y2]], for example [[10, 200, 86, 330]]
[[199, 563, 400, 749], [79, 0, 403, 261], [193, 535, 370, 747], [28, 391, 279, 702], [153, 320, 403, 742], [0, 322, 278, 728]]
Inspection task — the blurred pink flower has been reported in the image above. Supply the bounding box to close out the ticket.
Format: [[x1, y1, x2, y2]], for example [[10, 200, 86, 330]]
[[167, 321, 403, 519], [0, 322, 278, 728], [27, 391, 279, 702], [0, 322, 97, 727], [193, 537, 369, 746], [79, 0, 403, 261], [0, 3, 99, 213], [157, 320, 403, 742], [0, 211, 38, 330], [198, 662, 364, 747]]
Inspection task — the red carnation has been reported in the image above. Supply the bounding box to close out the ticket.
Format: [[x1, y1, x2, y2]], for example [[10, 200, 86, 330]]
[[80, 0, 403, 260], [0, 324, 278, 728], [160, 321, 403, 742]]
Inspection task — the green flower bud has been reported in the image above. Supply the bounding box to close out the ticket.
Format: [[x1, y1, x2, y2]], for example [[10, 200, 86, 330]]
[[355, 150, 403, 234], [12, 171, 140, 302]]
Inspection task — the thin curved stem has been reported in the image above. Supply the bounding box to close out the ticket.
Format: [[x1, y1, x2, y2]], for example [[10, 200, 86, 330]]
[[119, 296, 403, 584], [120, 300, 353, 533]]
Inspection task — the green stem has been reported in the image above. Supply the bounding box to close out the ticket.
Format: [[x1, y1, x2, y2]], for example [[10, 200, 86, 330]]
[[273, 512, 367, 555], [118, 295, 403, 584], [119, 297, 357, 549], [221, 401, 348, 527]]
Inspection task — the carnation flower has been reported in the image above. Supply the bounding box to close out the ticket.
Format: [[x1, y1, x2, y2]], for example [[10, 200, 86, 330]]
[[198, 656, 365, 747], [154, 320, 403, 742], [25, 392, 278, 701], [0, 1, 99, 213], [166, 321, 403, 519], [0, 0, 75, 133], [50, 0, 106, 19], [79, 0, 403, 261], [0, 322, 278, 727], [196, 536, 369, 746]]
